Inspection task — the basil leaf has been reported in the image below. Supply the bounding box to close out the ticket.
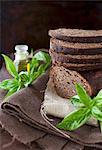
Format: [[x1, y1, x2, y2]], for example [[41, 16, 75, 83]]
[[2, 54, 18, 78], [30, 65, 45, 83], [0, 79, 19, 90], [33, 51, 51, 63], [19, 71, 30, 87], [31, 72, 39, 82], [31, 63, 47, 83], [96, 100, 102, 111], [91, 106, 102, 121], [30, 51, 51, 82], [94, 89, 102, 101], [5, 85, 19, 98], [0, 79, 16, 90], [57, 108, 91, 131], [38, 64, 45, 74], [17, 85, 22, 91], [93, 89, 102, 108], [30, 58, 39, 74], [93, 89, 102, 110], [42, 62, 50, 71], [71, 95, 85, 108], [75, 84, 92, 108]]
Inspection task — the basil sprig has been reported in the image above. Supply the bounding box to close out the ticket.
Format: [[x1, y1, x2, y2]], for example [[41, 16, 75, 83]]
[[0, 51, 51, 98], [57, 84, 102, 132]]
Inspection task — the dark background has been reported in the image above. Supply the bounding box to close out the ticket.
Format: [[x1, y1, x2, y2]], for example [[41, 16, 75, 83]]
[[0, 1, 102, 65]]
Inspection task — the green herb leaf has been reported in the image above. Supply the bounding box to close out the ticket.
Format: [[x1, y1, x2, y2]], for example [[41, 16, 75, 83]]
[[71, 95, 85, 108], [30, 58, 39, 74], [30, 63, 47, 83], [94, 89, 102, 101], [96, 100, 102, 111], [93, 90, 102, 111], [2, 54, 18, 78], [0, 79, 19, 90], [30, 52, 51, 84], [33, 51, 51, 63], [75, 84, 92, 108], [19, 71, 30, 87], [37, 64, 45, 74], [57, 108, 91, 131], [93, 90, 102, 109], [91, 106, 102, 121], [30, 72, 39, 82], [5, 85, 19, 98]]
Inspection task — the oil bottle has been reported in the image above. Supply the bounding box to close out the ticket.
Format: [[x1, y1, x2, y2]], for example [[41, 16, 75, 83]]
[[14, 45, 29, 72]]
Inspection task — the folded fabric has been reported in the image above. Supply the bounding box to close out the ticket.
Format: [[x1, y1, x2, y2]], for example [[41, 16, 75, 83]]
[[0, 66, 102, 149], [0, 122, 84, 150], [0, 123, 43, 150]]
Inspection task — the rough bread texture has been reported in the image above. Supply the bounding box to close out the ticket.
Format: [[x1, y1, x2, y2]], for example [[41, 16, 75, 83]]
[[50, 66, 92, 98], [55, 61, 102, 71], [49, 49, 102, 64], [49, 28, 102, 43], [50, 38, 102, 55], [50, 65, 102, 98]]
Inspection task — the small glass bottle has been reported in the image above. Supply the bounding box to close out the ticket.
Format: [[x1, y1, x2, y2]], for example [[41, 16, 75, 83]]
[[14, 45, 29, 72]]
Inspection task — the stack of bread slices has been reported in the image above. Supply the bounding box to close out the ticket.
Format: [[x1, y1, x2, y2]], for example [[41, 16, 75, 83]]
[[48, 29, 102, 98]]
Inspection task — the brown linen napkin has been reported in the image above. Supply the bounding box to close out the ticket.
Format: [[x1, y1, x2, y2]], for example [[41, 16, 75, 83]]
[[0, 124, 43, 150], [0, 122, 84, 150], [0, 71, 102, 149], [0, 104, 83, 150]]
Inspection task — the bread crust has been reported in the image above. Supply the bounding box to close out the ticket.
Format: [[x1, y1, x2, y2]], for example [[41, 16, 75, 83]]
[[50, 38, 102, 55], [49, 49, 102, 64], [49, 29, 102, 43], [49, 29, 102, 98], [50, 66, 102, 98], [55, 61, 102, 71], [50, 66, 92, 98]]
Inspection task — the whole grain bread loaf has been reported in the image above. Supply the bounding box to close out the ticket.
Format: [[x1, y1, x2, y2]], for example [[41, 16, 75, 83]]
[[50, 65, 102, 98], [49, 49, 102, 64], [49, 28, 102, 43], [50, 38, 102, 55]]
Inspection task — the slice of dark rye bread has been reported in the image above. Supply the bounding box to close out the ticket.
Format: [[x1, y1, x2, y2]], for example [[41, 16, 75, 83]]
[[50, 65, 102, 98], [50, 38, 102, 55], [54, 61, 102, 71], [49, 49, 102, 64], [49, 28, 102, 43]]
